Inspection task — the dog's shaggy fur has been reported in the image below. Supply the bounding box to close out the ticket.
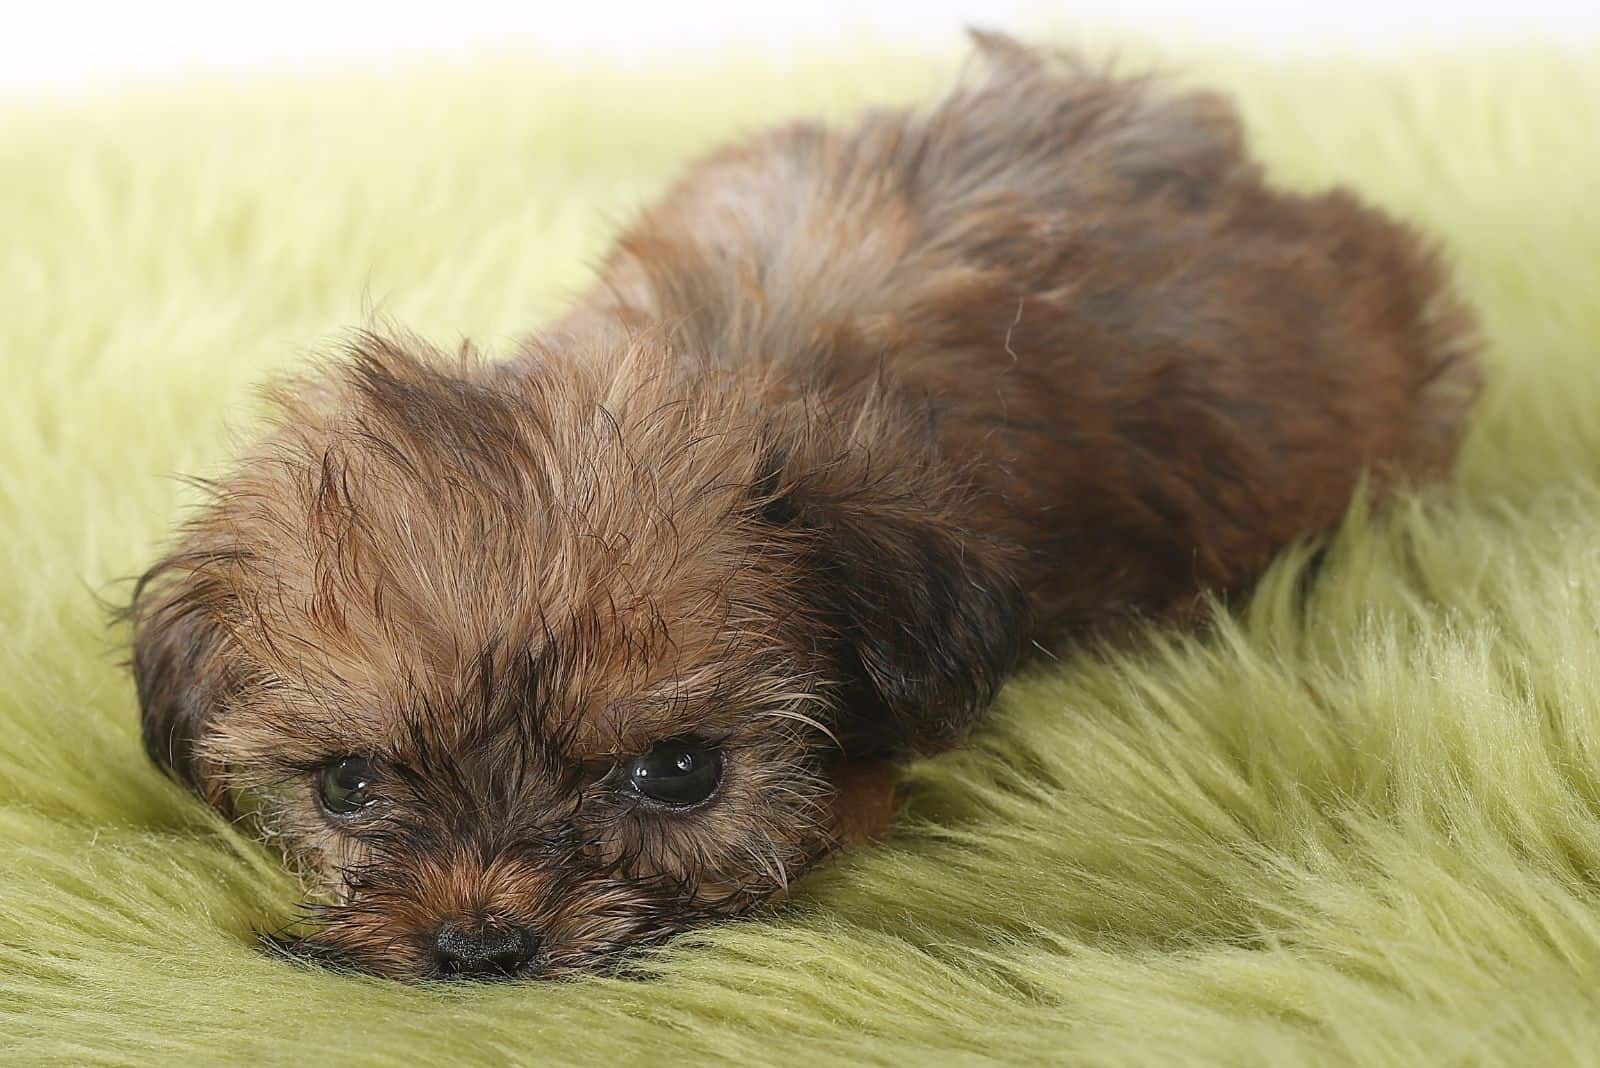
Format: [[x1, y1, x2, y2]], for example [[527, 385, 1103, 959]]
[[126, 36, 1478, 979]]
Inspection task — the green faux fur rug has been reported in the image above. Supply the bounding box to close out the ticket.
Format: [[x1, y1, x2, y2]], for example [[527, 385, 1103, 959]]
[[4, 38, 1600, 1066]]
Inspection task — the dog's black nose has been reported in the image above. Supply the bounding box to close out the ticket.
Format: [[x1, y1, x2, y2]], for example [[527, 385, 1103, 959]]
[[432, 920, 540, 978]]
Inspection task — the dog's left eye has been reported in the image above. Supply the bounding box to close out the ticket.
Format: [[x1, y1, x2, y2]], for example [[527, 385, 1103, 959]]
[[626, 738, 722, 807], [317, 756, 379, 817]]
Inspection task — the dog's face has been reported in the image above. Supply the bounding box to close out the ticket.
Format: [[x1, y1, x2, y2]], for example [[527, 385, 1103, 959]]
[[129, 334, 1022, 979]]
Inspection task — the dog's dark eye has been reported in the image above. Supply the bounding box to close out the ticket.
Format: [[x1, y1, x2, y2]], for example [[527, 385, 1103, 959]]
[[317, 756, 379, 817], [627, 739, 722, 807]]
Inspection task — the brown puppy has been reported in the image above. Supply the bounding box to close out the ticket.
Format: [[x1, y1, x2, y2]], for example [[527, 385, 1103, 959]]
[[128, 35, 1479, 980]]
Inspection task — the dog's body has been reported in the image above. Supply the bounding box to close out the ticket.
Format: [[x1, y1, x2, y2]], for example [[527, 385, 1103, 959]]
[[129, 36, 1478, 979]]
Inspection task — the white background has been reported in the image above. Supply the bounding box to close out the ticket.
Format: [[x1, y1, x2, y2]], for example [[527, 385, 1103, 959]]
[[4, 1, 1598, 99]]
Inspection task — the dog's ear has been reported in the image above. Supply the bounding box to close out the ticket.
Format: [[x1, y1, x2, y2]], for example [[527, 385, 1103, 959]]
[[129, 559, 236, 810], [760, 436, 1028, 756]]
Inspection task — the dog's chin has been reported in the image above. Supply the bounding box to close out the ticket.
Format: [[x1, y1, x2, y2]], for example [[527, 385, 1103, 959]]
[[258, 930, 436, 981], [256, 895, 694, 978], [258, 929, 595, 982]]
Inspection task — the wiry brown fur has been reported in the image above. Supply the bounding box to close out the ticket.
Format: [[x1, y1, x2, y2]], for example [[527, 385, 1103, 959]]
[[127, 34, 1480, 980]]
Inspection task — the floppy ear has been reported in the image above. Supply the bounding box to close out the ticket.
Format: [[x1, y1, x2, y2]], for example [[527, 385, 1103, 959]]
[[129, 561, 236, 810], [763, 445, 1028, 756]]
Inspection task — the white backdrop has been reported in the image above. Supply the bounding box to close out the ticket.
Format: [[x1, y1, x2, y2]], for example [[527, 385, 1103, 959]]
[[5, 1, 1598, 98]]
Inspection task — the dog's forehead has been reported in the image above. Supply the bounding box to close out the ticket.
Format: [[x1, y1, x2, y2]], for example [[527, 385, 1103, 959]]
[[228, 541, 800, 766], [404, 617, 792, 759], [202, 339, 810, 760]]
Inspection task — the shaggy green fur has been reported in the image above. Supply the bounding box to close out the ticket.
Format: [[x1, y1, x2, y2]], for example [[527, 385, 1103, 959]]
[[3, 38, 1600, 1066]]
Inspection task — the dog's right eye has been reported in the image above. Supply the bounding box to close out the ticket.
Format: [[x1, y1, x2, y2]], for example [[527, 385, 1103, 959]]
[[317, 756, 379, 817], [626, 738, 722, 808]]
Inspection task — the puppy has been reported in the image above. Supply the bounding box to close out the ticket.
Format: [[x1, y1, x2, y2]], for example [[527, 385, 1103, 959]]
[[128, 34, 1479, 980]]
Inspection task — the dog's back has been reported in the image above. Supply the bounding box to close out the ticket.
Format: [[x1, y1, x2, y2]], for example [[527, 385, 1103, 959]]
[[553, 33, 1479, 637]]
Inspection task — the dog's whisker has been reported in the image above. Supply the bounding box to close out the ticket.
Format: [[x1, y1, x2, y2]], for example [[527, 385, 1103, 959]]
[[756, 708, 841, 751]]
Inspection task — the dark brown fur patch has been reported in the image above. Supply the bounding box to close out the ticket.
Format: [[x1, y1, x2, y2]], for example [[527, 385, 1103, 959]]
[[129, 34, 1479, 979]]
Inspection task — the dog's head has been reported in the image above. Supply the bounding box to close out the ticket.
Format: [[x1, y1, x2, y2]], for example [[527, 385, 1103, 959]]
[[128, 332, 1023, 979]]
